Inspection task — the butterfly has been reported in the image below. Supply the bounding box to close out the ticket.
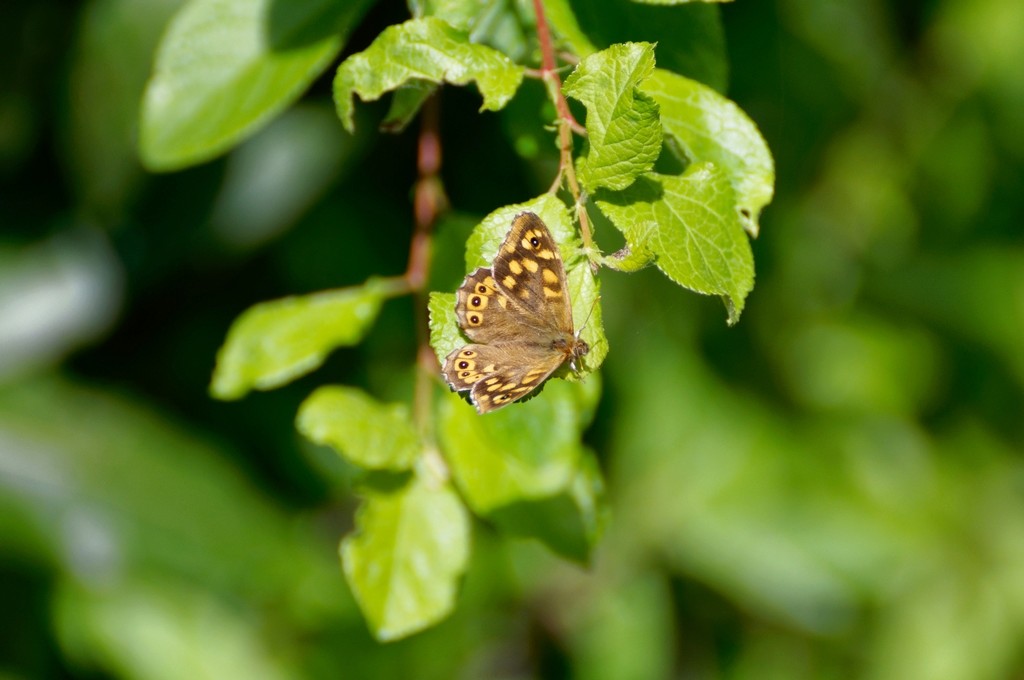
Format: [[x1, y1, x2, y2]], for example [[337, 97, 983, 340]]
[[441, 212, 589, 413]]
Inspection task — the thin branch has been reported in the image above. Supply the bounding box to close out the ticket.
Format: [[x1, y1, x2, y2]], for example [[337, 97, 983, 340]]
[[533, 0, 595, 254], [407, 95, 447, 459]]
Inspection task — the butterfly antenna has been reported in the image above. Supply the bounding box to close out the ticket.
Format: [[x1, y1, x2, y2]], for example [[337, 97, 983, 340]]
[[577, 294, 601, 337]]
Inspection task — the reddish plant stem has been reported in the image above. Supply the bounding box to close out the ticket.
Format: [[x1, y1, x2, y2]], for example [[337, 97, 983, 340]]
[[408, 95, 447, 447], [532, 0, 595, 253]]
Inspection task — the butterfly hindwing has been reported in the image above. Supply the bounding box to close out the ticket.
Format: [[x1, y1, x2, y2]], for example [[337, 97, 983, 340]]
[[441, 343, 564, 413]]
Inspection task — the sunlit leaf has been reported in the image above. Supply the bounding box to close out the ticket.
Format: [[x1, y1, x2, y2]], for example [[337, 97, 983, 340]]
[[342, 475, 470, 641], [211, 279, 395, 400], [564, 42, 662, 192], [296, 386, 419, 471], [437, 377, 598, 514], [55, 580, 294, 680], [139, 0, 373, 171], [464, 194, 577, 269], [596, 164, 754, 323], [411, 0, 532, 61], [641, 68, 775, 235], [428, 292, 462, 367], [333, 17, 524, 132]]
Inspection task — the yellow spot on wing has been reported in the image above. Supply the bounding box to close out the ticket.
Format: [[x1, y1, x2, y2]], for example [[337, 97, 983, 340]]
[[509, 260, 523, 274], [503, 275, 517, 288], [542, 269, 558, 283], [521, 259, 539, 273]]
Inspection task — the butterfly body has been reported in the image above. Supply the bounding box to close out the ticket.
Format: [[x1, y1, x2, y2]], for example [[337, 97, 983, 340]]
[[442, 212, 588, 413]]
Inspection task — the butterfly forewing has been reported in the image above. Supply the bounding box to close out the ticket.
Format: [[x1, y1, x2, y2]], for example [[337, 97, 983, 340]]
[[490, 213, 576, 336], [454, 268, 519, 344]]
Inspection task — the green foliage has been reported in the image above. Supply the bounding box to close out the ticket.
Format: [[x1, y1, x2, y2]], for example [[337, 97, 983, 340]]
[[596, 165, 754, 323], [333, 17, 525, 132], [641, 67, 774, 235], [558, 43, 757, 322], [341, 474, 470, 641], [35, 0, 1024, 675], [427, 196, 606, 562], [564, 42, 662, 192], [188, 0, 761, 639], [210, 279, 395, 400], [296, 386, 419, 471], [139, 0, 373, 171], [56, 579, 297, 679]]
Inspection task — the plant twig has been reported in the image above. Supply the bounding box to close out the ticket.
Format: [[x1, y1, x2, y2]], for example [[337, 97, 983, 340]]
[[408, 95, 447, 462], [532, 0, 595, 255]]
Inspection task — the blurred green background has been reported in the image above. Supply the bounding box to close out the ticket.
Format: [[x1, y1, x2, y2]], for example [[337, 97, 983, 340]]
[[3, 0, 1024, 678]]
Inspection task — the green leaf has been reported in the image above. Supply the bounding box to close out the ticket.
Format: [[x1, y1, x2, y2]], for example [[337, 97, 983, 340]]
[[428, 292, 462, 363], [564, 43, 662, 192], [56, 580, 296, 680], [0, 375, 333, 596], [341, 475, 470, 641], [488, 448, 608, 563], [408, 0, 480, 31], [139, 0, 373, 171], [211, 279, 394, 400], [599, 224, 657, 272], [568, 261, 608, 374], [641, 68, 775, 235], [411, 0, 532, 62], [333, 17, 525, 133], [595, 165, 754, 323], [437, 377, 599, 514], [296, 386, 419, 471], [380, 82, 437, 133]]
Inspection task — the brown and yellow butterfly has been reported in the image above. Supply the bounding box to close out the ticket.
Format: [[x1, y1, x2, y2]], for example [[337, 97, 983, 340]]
[[441, 212, 589, 413]]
